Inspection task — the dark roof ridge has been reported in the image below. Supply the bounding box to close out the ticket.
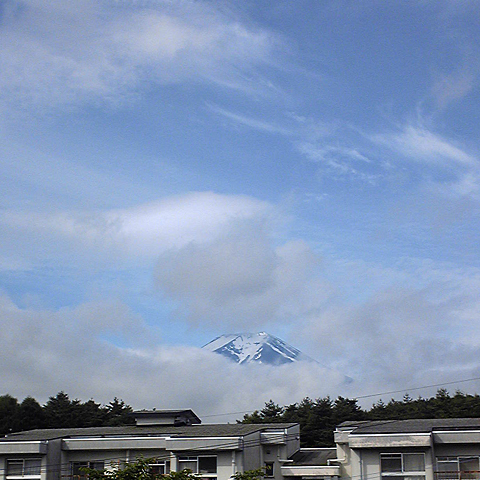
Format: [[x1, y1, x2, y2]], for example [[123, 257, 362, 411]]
[[345, 418, 480, 435], [0, 422, 298, 442]]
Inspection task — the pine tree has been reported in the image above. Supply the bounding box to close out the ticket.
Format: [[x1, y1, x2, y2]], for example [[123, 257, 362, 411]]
[[0, 394, 19, 435]]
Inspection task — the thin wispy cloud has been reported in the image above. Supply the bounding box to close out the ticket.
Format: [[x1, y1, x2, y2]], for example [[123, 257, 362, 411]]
[[208, 103, 381, 183], [296, 142, 381, 183], [0, 0, 282, 112], [373, 125, 477, 167], [207, 103, 295, 136]]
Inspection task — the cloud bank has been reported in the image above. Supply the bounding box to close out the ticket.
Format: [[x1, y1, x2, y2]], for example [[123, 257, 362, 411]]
[[3, 190, 480, 409], [0, 292, 346, 419]]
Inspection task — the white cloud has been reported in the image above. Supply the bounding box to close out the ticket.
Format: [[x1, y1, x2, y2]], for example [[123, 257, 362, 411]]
[[374, 125, 477, 167], [2, 188, 480, 404], [368, 123, 480, 198], [0, 0, 281, 111], [0, 189, 337, 331], [2, 190, 480, 405], [299, 145, 371, 164], [0, 292, 346, 418], [295, 259, 480, 399], [296, 142, 382, 184], [207, 105, 383, 183], [0, 192, 274, 267], [4, 257, 480, 413], [155, 234, 333, 329], [207, 104, 295, 135]]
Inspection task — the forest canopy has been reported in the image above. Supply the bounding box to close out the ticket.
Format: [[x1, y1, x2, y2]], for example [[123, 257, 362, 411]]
[[240, 389, 480, 446], [0, 392, 134, 435]]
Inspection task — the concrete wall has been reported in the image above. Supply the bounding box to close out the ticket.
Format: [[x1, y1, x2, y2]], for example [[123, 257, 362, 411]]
[[60, 447, 241, 480], [242, 432, 262, 472], [166, 438, 242, 451], [61, 447, 128, 477], [262, 444, 284, 480], [216, 451, 238, 479], [45, 439, 62, 480], [63, 438, 167, 451], [435, 443, 480, 458], [340, 446, 434, 480], [0, 444, 47, 455], [284, 426, 300, 460]]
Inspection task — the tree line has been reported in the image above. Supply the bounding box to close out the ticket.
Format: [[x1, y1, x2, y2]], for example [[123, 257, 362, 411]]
[[0, 391, 134, 435], [3, 388, 480, 446], [240, 389, 480, 447]]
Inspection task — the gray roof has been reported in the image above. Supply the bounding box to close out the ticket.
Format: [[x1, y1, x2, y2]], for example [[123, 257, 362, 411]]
[[1, 423, 297, 442], [340, 418, 480, 435], [289, 448, 337, 466]]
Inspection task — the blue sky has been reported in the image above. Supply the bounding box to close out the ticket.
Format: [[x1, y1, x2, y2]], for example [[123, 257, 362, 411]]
[[2, 0, 480, 416]]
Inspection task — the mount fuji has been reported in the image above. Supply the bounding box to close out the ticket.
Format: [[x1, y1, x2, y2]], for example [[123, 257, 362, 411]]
[[202, 332, 316, 366]]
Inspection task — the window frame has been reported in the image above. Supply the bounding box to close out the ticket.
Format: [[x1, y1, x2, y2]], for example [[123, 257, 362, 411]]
[[71, 461, 105, 479], [437, 456, 480, 480], [177, 456, 217, 478], [264, 462, 275, 478], [6, 458, 42, 479], [381, 453, 426, 480], [149, 461, 171, 477]]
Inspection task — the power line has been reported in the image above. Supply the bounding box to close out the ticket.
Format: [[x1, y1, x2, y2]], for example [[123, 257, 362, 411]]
[[201, 375, 480, 418], [355, 376, 480, 400]]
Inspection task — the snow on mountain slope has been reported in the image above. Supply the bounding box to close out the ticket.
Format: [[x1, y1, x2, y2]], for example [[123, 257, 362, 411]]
[[202, 332, 316, 365]]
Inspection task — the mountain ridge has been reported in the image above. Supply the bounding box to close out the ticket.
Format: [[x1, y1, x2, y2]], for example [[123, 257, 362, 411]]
[[202, 332, 316, 365]]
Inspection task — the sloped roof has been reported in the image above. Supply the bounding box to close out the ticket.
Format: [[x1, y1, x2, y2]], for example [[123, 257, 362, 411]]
[[339, 418, 480, 435], [1, 423, 297, 442]]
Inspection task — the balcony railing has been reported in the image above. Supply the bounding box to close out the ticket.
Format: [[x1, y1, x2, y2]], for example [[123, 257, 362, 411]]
[[436, 471, 480, 480]]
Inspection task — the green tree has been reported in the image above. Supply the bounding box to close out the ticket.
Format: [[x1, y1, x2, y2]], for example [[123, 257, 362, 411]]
[[0, 394, 19, 435], [231, 469, 265, 480], [260, 400, 284, 422], [85, 458, 264, 480], [104, 398, 135, 426], [15, 396, 45, 432], [241, 400, 283, 424], [78, 399, 104, 427], [332, 397, 364, 426], [44, 391, 82, 428], [83, 457, 200, 480]]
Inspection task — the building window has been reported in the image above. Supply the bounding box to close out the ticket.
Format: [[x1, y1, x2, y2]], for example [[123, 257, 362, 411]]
[[264, 462, 274, 477], [71, 461, 105, 479], [381, 454, 425, 480], [150, 462, 170, 477], [178, 457, 217, 477], [437, 457, 480, 480], [6, 459, 42, 478]]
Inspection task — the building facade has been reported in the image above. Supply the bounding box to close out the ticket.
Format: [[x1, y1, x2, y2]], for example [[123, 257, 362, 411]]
[[335, 419, 480, 480], [5, 413, 480, 480], [0, 410, 305, 480]]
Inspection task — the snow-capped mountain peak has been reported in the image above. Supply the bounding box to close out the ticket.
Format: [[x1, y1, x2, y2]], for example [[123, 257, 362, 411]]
[[202, 332, 315, 365]]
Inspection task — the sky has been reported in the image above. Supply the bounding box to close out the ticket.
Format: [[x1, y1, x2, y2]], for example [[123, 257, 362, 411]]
[[2, 0, 480, 420]]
